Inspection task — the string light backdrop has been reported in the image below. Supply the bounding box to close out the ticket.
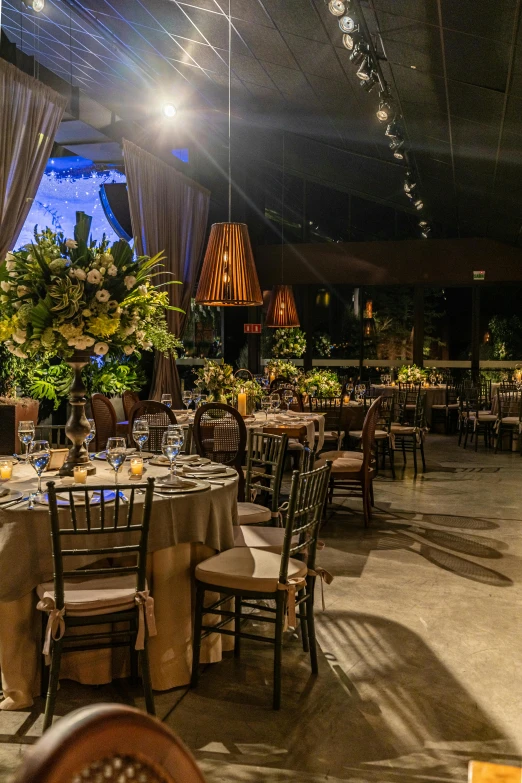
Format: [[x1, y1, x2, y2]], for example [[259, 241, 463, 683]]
[[16, 156, 126, 248]]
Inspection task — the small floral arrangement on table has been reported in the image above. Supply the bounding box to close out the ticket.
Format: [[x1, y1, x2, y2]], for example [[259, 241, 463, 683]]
[[265, 359, 301, 382], [298, 369, 341, 398], [271, 327, 307, 358], [397, 364, 427, 383], [232, 378, 264, 403], [194, 359, 235, 403], [0, 213, 182, 360]]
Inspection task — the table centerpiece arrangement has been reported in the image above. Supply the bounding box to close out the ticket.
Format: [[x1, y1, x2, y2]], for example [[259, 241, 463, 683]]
[[397, 364, 428, 383], [0, 212, 182, 475]]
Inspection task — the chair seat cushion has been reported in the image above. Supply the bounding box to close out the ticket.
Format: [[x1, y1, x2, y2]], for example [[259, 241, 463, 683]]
[[477, 414, 497, 422], [37, 575, 138, 617], [501, 417, 519, 424], [195, 548, 307, 593], [350, 429, 388, 440], [320, 450, 363, 461], [391, 425, 417, 434], [234, 526, 296, 554], [316, 452, 365, 474], [431, 404, 446, 409], [316, 430, 343, 440], [237, 502, 272, 525]]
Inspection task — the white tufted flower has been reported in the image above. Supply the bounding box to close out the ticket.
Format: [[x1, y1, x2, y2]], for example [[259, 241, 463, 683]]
[[12, 328, 27, 344], [17, 285, 30, 297], [87, 269, 102, 285], [65, 239, 78, 249], [94, 341, 109, 356], [107, 264, 117, 276], [95, 289, 110, 303], [124, 275, 137, 290], [123, 345, 135, 356], [1, 281, 10, 293]]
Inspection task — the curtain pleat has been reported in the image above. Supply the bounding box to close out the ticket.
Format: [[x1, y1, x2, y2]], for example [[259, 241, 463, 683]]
[[0, 60, 67, 259], [122, 139, 210, 407]]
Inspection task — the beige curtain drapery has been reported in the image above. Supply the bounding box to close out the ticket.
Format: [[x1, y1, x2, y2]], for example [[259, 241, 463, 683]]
[[123, 139, 210, 407], [0, 59, 67, 259]]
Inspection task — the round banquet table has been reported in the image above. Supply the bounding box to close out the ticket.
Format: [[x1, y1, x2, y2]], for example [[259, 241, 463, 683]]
[[0, 459, 238, 710]]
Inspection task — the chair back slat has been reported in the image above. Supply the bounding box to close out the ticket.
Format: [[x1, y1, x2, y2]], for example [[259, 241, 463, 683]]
[[245, 431, 288, 513], [91, 394, 117, 451], [308, 396, 343, 433], [497, 390, 522, 419], [128, 401, 177, 453], [46, 478, 155, 611], [361, 396, 383, 472], [269, 381, 304, 412]]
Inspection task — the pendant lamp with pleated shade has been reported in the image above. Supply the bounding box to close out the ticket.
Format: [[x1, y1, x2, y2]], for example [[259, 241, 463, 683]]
[[195, 222, 262, 306]]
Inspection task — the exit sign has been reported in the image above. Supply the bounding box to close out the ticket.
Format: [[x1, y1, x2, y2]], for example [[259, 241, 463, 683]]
[[473, 270, 486, 280], [244, 323, 262, 334]]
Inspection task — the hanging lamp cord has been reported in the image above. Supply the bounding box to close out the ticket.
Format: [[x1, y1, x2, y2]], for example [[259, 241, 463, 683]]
[[227, 0, 232, 223], [281, 130, 285, 285]]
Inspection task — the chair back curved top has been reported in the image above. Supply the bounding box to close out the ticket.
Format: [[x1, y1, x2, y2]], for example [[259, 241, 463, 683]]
[[269, 381, 304, 412], [128, 400, 177, 453], [122, 390, 140, 420], [91, 393, 117, 451], [245, 430, 288, 515], [193, 402, 247, 498], [360, 396, 382, 474], [13, 703, 207, 783]]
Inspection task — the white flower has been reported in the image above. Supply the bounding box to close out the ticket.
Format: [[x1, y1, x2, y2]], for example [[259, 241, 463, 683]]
[[95, 289, 110, 303], [108, 300, 119, 309], [6, 258, 16, 271], [13, 301, 21, 310], [87, 269, 102, 285], [82, 309, 92, 318], [142, 340, 152, 350], [94, 342, 109, 356], [74, 268, 86, 281], [5, 252, 16, 263], [16, 285, 30, 297], [0, 295, 8, 303], [136, 330, 145, 341], [13, 347, 28, 359], [1, 281, 10, 293], [9, 271, 17, 278], [82, 336, 95, 348], [26, 254, 33, 262], [122, 325, 136, 337], [65, 239, 78, 249], [124, 275, 136, 290], [12, 328, 27, 344], [124, 345, 135, 356], [138, 284, 147, 295], [102, 252, 114, 263], [107, 264, 117, 276], [70, 335, 95, 350]]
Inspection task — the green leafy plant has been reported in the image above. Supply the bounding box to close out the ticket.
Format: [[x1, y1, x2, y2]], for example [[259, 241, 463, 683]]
[[194, 359, 235, 402], [397, 364, 427, 382], [298, 369, 341, 398], [271, 328, 306, 358], [264, 359, 301, 382]]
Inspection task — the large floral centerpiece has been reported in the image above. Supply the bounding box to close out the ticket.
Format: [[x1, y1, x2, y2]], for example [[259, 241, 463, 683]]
[[271, 328, 306, 359], [265, 359, 301, 383], [298, 369, 341, 398], [397, 364, 427, 383], [194, 360, 235, 403], [0, 214, 181, 361]]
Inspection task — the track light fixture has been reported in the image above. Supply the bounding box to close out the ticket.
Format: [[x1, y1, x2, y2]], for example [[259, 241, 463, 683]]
[[376, 95, 394, 122], [414, 199, 424, 211], [22, 0, 44, 10], [342, 32, 358, 50], [349, 42, 368, 63], [385, 121, 400, 139], [389, 137, 405, 159], [356, 57, 373, 81], [328, 0, 346, 16], [404, 172, 416, 194], [339, 15, 357, 33], [419, 220, 431, 237], [361, 72, 378, 92]]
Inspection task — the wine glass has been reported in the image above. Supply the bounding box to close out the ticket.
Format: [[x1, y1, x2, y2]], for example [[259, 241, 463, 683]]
[[132, 418, 149, 455], [162, 430, 182, 484], [283, 390, 294, 412], [28, 440, 50, 496], [106, 437, 127, 484], [18, 421, 35, 461], [84, 419, 96, 459], [182, 390, 192, 410], [270, 393, 281, 415], [261, 396, 271, 423], [161, 394, 173, 409]]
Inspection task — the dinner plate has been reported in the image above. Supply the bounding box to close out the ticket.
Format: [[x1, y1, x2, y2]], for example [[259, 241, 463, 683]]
[[149, 456, 210, 467], [95, 450, 153, 461], [154, 479, 210, 495], [183, 467, 236, 479], [37, 490, 117, 507], [0, 490, 23, 505]]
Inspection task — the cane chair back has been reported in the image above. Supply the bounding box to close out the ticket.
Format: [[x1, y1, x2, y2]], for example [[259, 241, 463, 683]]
[[245, 431, 288, 515], [377, 395, 393, 431], [497, 390, 522, 420], [500, 381, 518, 393], [193, 403, 247, 498], [446, 385, 459, 406], [479, 378, 492, 408], [47, 478, 155, 606], [122, 390, 140, 420], [13, 704, 207, 783], [393, 391, 425, 427], [91, 394, 117, 451], [308, 396, 343, 433], [459, 388, 479, 417], [398, 381, 422, 392], [128, 401, 177, 453], [279, 461, 332, 585]]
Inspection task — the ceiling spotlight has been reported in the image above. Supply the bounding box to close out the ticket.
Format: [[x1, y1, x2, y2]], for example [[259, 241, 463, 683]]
[[361, 73, 378, 92], [419, 221, 431, 237], [376, 96, 393, 123], [356, 57, 373, 81], [342, 32, 357, 50], [162, 103, 177, 118], [385, 121, 401, 139], [404, 172, 416, 193], [22, 0, 44, 10], [389, 137, 404, 158], [339, 15, 357, 33], [414, 199, 424, 211], [328, 0, 346, 16], [349, 42, 367, 63]]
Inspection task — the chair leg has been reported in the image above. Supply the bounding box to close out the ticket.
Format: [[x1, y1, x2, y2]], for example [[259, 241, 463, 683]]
[[273, 592, 285, 710], [495, 425, 501, 453], [40, 613, 49, 698], [475, 424, 479, 452], [234, 596, 242, 658], [401, 440, 407, 464], [420, 438, 426, 472], [130, 643, 139, 686], [298, 589, 309, 653], [389, 444, 396, 480], [191, 583, 205, 688], [412, 440, 418, 476], [140, 643, 155, 716], [43, 637, 63, 732], [369, 482, 375, 507], [306, 580, 318, 675]]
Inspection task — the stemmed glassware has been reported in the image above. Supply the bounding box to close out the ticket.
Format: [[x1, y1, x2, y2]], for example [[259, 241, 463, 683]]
[[161, 394, 173, 409], [28, 440, 50, 496], [182, 390, 192, 410], [84, 419, 96, 459], [261, 396, 271, 423], [106, 437, 127, 484], [132, 418, 149, 456], [270, 392, 281, 415], [18, 421, 35, 461], [161, 430, 182, 485], [283, 390, 294, 412]]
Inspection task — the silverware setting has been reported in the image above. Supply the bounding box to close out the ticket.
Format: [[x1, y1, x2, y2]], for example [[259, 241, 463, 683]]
[[1, 494, 30, 510]]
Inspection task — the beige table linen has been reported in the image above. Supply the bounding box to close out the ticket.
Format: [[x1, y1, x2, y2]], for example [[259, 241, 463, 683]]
[[0, 461, 237, 710]]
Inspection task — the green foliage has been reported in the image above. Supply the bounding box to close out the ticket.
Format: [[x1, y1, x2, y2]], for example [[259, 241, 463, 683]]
[[271, 328, 307, 358], [83, 356, 146, 396], [488, 315, 522, 360], [298, 369, 341, 398]]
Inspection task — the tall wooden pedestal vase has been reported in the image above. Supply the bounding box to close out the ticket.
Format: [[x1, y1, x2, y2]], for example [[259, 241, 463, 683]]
[[59, 350, 96, 476]]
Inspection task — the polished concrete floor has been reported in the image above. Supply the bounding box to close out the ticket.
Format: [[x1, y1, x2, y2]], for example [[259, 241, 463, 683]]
[[3, 435, 522, 781]]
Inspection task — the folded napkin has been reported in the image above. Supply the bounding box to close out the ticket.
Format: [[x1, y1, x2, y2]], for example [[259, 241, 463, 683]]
[[177, 455, 201, 464], [182, 464, 227, 475]]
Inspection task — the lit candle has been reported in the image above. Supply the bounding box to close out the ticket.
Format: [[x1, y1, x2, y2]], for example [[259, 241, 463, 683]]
[[73, 466, 88, 484], [343, 395, 350, 405], [130, 457, 144, 477], [0, 461, 13, 480], [424, 381, 430, 388], [237, 391, 247, 417], [269, 372, 275, 384]]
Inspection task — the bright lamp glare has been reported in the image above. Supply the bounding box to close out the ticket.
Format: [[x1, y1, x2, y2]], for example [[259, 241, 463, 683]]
[[163, 104, 177, 118], [32, 0, 45, 10]]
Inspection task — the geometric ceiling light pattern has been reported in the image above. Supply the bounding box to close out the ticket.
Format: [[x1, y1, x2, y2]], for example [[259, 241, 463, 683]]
[[326, 0, 431, 239]]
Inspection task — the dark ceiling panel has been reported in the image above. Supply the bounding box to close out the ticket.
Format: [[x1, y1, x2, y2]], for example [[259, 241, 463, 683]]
[[443, 30, 509, 92], [372, 0, 439, 26], [281, 33, 346, 82], [262, 0, 328, 42], [440, 0, 518, 44], [377, 13, 443, 74], [448, 81, 505, 126]]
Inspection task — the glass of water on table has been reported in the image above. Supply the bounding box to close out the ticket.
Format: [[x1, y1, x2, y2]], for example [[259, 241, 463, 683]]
[[161, 430, 182, 485], [132, 418, 149, 456], [28, 440, 51, 497], [18, 420, 35, 461], [106, 437, 127, 484]]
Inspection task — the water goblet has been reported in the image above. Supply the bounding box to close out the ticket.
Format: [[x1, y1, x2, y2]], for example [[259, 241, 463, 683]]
[[182, 390, 192, 410], [261, 396, 271, 423], [167, 424, 185, 453], [283, 390, 294, 412], [18, 420, 35, 461], [161, 394, 173, 409], [106, 437, 127, 484], [132, 418, 149, 456], [270, 393, 281, 415], [84, 418, 96, 459], [28, 440, 50, 497], [161, 430, 182, 484]]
